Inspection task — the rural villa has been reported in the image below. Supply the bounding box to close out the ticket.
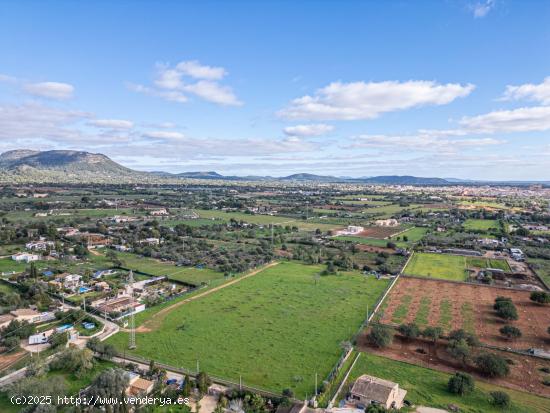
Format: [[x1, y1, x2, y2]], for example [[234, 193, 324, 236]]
[[348, 375, 407, 410]]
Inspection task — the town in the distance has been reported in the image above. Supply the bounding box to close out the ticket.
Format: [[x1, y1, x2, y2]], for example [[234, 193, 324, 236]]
[[0, 149, 549, 413]]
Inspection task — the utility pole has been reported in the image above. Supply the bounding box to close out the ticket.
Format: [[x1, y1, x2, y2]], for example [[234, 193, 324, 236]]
[[271, 224, 274, 247], [196, 359, 200, 374]]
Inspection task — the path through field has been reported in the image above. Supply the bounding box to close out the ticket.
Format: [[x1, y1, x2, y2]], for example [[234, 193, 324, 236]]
[[133, 261, 280, 333]]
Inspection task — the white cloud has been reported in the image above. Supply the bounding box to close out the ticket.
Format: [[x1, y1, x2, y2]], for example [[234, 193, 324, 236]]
[[278, 80, 475, 120], [143, 130, 186, 140], [349, 134, 504, 153], [23, 81, 74, 100], [0, 74, 17, 83], [128, 83, 188, 103], [471, 0, 495, 18], [0, 103, 89, 142], [501, 77, 550, 105], [283, 123, 334, 137], [176, 60, 227, 80], [132, 60, 241, 106], [183, 80, 242, 106], [88, 119, 134, 129], [458, 106, 550, 134]]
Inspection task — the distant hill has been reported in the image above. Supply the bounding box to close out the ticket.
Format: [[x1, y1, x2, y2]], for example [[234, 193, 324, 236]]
[[0, 149, 143, 182], [1, 149, 546, 186]]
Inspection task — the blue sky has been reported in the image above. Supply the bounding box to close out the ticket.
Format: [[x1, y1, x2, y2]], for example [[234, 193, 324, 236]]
[[1, 0, 549, 179]]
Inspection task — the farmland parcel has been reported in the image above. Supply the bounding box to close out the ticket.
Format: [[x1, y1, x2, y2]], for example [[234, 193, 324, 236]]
[[107, 261, 389, 397], [403, 252, 510, 281]]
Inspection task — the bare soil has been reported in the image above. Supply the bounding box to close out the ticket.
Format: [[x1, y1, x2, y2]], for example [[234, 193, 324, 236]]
[[358, 226, 402, 239], [379, 277, 550, 351], [357, 335, 550, 397]]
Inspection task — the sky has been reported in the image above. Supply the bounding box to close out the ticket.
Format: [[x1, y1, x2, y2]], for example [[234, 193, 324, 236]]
[[0, 0, 550, 180]]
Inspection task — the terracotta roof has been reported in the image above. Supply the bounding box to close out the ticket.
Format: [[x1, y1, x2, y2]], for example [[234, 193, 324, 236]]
[[127, 377, 154, 395]]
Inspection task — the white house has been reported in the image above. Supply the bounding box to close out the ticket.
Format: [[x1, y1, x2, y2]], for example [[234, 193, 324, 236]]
[[139, 238, 160, 245], [26, 240, 55, 251], [149, 208, 169, 216], [11, 253, 41, 263]]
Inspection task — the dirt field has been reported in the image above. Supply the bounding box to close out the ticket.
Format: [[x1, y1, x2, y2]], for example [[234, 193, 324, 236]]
[[356, 244, 395, 254], [359, 226, 403, 239], [0, 350, 26, 372], [379, 277, 550, 351], [357, 335, 550, 398]]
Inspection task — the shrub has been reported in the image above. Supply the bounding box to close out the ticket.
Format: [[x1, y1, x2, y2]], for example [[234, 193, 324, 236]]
[[367, 324, 394, 348], [499, 325, 522, 339], [474, 353, 510, 378], [448, 329, 479, 346], [447, 339, 470, 364], [495, 301, 518, 321], [282, 388, 294, 398], [447, 372, 475, 395], [397, 323, 420, 340], [530, 291, 550, 305], [489, 391, 511, 408], [422, 326, 443, 342]]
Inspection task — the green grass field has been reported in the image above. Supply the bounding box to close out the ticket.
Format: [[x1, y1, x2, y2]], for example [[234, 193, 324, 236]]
[[403, 253, 510, 281], [0, 257, 28, 274], [340, 352, 550, 413], [390, 227, 428, 243], [195, 209, 338, 231], [463, 219, 501, 231], [115, 252, 224, 285], [107, 261, 390, 397], [529, 258, 550, 288]]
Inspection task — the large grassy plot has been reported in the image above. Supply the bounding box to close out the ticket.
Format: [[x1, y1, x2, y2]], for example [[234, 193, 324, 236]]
[[340, 353, 550, 413], [403, 253, 510, 281], [107, 262, 389, 397], [115, 252, 224, 285], [463, 219, 501, 231]]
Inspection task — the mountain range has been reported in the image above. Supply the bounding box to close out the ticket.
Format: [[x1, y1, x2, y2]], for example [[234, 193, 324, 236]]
[[0, 149, 547, 186]]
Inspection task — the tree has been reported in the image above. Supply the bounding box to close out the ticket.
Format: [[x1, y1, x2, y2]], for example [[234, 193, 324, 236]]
[[493, 297, 518, 321], [447, 372, 475, 395], [448, 329, 479, 347], [196, 371, 212, 395], [367, 324, 393, 348], [447, 339, 470, 365], [489, 391, 511, 408], [397, 323, 420, 340], [365, 405, 387, 413], [25, 358, 49, 377], [29, 262, 38, 279], [182, 374, 193, 397], [7, 376, 67, 407], [49, 332, 68, 348], [3, 335, 20, 352], [282, 388, 294, 398], [87, 368, 129, 402], [530, 291, 550, 305], [474, 353, 510, 378], [50, 348, 95, 378], [499, 325, 522, 340], [422, 326, 443, 344]]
